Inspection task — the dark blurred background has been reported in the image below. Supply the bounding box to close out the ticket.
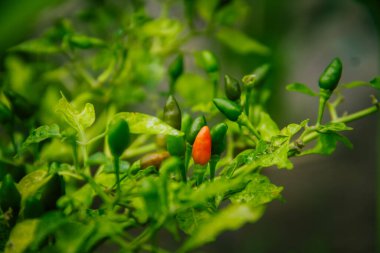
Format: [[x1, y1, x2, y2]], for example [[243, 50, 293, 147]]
[[0, 0, 379, 252]]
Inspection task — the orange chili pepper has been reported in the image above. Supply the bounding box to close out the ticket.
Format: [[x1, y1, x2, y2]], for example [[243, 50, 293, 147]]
[[192, 126, 211, 165]]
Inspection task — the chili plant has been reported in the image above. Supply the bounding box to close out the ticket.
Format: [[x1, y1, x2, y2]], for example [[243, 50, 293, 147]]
[[0, 1, 379, 253]]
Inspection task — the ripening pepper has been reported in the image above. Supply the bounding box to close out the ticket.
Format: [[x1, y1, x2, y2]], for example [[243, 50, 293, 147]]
[[107, 119, 131, 157], [186, 115, 207, 145], [213, 98, 242, 122], [141, 151, 170, 169], [224, 75, 241, 101], [192, 126, 211, 165], [319, 57, 342, 92]]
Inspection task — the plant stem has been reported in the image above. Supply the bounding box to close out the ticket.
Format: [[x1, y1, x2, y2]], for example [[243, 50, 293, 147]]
[[289, 103, 380, 154], [245, 89, 252, 116], [238, 113, 260, 142]]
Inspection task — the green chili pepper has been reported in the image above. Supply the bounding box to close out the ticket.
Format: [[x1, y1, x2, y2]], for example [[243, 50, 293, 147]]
[[108, 118, 130, 196], [210, 123, 228, 155], [0, 174, 21, 223], [224, 75, 241, 101], [23, 196, 44, 219], [39, 173, 65, 211], [166, 135, 186, 157], [242, 64, 271, 88], [163, 95, 181, 130], [213, 98, 242, 122], [0, 102, 12, 124], [168, 54, 184, 93], [317, 58, 343, 125], [108, 119, 131, 157], [181, 113, 192, 136], [319, 57, 342, 91], [186, 115, 207, 145], [195, 50, 219, 73], [164, 95, 186, 157]]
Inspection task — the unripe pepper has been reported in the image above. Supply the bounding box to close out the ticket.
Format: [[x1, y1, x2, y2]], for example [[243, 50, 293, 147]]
[[163, 95, 181, 130], [213, 98, 242, 121], [224, 75, 241, 101], [164, 95, 186, 157], [317, 57, 343, 125], [319, 57, 342, 91], [0, 174, 21, 224], [186, 115, 207, 145], [107, 118, 130, 195], [210, 123, 228, 155], [107, 119, 131, 157], [168, 54, 184, 85], [181, 113, 192, 136], [192, 126, 211, 165], [195, 50, 219, 73]]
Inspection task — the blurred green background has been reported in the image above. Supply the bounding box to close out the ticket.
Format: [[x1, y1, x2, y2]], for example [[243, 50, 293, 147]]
[[0, 0, 379, 252]]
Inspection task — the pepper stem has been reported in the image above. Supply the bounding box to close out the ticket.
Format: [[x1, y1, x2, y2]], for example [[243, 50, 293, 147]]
[[114, 156, 121, 196], [194, 163, 206, 186], [209, 155, 220, 181], [317, 89, 332, 126], [184, 143, 192, 177]]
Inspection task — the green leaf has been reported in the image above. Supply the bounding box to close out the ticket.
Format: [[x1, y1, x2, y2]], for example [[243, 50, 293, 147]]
[[4, 219, 39, 253], [20, 124, 60, 151], [216, 27, 270, 55], [370, 76, 380, 89], [317, 122, 353, 133], [280, 119, 309, 137], [18, 169, 49, 199], [180, 204, 264, 252], [230, 174, 283, 206], [28, 212, 67, 250], [300, 132, 353, 156], [343, 81, 369, 89], [256, 111, 280, 141], [176, 208, 211, 235], [113, 112, 183, 136], [286, 83, 317, 96], [9, 38, 61, 54], [56, 93, 95, 131], [68, 35, 106, 49]]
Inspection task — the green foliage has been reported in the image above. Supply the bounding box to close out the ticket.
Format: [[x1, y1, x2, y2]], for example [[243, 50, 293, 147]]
[[0, 0, 378, 252]]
